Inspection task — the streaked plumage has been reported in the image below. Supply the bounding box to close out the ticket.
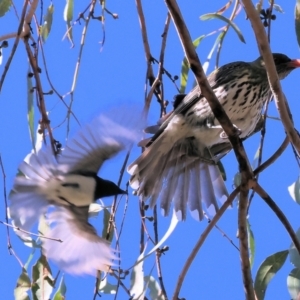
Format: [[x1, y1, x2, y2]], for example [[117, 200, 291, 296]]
[[128, 53, 300, 221], [9, 111, 141, 276]]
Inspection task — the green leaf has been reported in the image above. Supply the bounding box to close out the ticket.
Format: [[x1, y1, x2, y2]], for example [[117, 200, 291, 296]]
[[288, 176, 300, 205], [233, 172, 241, 188], [64, 0, 74, 46], [289, 228, 300, 268], [144, 276, 166, 300], [254, 250, 289, 300], [200, 13, 246, 43], [27, 66, 35, 152], [63, 0, 73, 22], [269, 1, 284, 13], [31, 255, 54, 300], [0, 0, 11, 17], [295, 1, 300, 49], [130, 251, 146, 299], [287, 268, 300, 300], [247, 220, 255, 268], [180, 35, 205, 93], [102, 207, 113, 242], [14, 268, 31, 300], [89, 202, 104, 218], [41, 4, 54, 42], [99, 277, 117, 294], [252, 147, 260, 170], [53, 276, 67, 300], [217, 161, 226, 181]]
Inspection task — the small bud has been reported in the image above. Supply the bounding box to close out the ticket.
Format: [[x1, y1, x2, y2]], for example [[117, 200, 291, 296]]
[[1, 41, 8, 48], [28, 72, 34, 78], [174, 75, 179, 80]]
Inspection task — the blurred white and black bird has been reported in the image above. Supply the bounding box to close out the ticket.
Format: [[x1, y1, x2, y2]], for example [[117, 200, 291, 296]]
[[128, 53, 300, 221], [9, 111, 141, 276]]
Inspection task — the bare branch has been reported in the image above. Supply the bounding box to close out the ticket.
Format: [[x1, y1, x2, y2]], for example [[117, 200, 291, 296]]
[[242, 0, 300, 154], [253, 181, 300, 255], [172, 188, 240, 300]]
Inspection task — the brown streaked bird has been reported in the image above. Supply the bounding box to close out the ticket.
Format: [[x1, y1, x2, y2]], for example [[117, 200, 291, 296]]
[[9, 110, 141, 276], [128, 53, 300, 221]]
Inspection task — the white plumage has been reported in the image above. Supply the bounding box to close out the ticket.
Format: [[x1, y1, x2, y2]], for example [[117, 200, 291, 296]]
[[9, 110, 142, 276]]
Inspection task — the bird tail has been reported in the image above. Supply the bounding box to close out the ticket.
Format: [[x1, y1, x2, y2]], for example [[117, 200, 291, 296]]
[[42, 206, 116, 276], [128, 137, 228, 221], [9, 147, 56, 233]]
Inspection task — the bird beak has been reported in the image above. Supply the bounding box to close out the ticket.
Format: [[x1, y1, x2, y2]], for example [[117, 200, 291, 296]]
[[289, 59, 300, 68]]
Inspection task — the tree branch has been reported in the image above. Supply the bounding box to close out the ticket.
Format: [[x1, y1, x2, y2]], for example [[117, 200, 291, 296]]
[[241, 0, 300, 154]]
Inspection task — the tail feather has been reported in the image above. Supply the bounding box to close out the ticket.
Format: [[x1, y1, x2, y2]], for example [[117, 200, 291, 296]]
[[129, 134, 229, 221], [173, 162, 189, 220], [199, 163, 218, 215], [208, 164, 229, 202], [187, 163, 204, 221]]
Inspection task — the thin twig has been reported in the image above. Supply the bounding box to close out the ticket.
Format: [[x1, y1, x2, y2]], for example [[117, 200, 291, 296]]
[[0, 221, 62, 242], [253, 181, 300, 255], [253, 135, 289, 175], [163, 2, 255, 298], [24, 39, 56, 154], [242, 0, 300, 154], [0, 0, 28, 91], [172, 188, 240, 300]]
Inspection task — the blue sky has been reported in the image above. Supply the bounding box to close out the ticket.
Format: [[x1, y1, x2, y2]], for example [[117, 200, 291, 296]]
[[1, 1, 300, 299]]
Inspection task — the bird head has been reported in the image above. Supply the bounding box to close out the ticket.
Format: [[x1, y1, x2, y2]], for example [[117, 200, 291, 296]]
[[94, 177, 127, 199], [256, 53, 300, 79]]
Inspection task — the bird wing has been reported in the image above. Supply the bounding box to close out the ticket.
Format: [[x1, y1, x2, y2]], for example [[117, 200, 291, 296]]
[[9, 147, 56, 234], [143, 61, 250, 147], [42, 205, 115, 275], [59, 109, 143, 174]]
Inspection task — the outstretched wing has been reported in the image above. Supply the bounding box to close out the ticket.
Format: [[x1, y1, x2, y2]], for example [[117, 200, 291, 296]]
[[42, 205, 116, 275], [59, 109, 143, 174]]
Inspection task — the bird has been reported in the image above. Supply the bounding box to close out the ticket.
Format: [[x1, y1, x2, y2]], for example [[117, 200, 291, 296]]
[[128, 53, 300, 221], [9, 110, 141, 276]]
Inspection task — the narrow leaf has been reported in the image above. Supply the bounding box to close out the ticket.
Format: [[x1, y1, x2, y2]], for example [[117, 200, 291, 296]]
[[180, 35, 205, 93], [144, 275, 166, 300], [295, 1, 300, 49], [0, 0, 11, 17], [31, 255, 53, 300], [63, 0, 73, 22], [288, 176, 300, 205], [99, 276, 117, 294], [41, 4, 54, 42], [64, 0, 74, 46], [269, 1, 284, 13], [200, 13, 246, 43], [130, 251, 146, 299], [217, 161, 226, 181], [14, 268, 31, 300], [254, 250, 289, 300], [27, 67, 35, 151], [247, 220, 255, 268], [53, 276, 67, 300], [102, 208, 113, 242], [216, 0, 233, 15], [289, 228, 300, 268], [287, 268, 300, 300]]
